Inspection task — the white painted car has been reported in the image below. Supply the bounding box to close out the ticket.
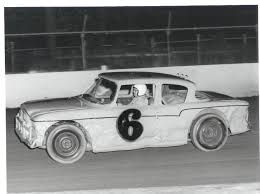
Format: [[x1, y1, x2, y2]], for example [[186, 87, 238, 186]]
[[16, 71, 250, 164]]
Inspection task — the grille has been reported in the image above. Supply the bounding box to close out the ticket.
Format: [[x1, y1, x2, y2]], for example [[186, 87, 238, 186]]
[[17, 109, 35, 141]]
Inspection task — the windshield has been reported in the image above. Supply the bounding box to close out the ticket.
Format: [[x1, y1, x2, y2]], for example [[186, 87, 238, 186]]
[[82, 78, 117, 104]]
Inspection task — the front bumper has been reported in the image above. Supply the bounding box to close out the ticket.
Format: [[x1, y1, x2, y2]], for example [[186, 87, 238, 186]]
[[15, 116, 37, 148]]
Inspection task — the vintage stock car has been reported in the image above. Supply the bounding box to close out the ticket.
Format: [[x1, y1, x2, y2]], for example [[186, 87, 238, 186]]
[[16, 71, 250, 164]]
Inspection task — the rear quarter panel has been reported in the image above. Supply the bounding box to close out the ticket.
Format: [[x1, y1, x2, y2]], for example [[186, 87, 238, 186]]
[[183, 99, 250, 135]]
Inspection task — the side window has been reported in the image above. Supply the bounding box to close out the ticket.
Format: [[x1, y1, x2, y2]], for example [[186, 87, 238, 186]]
[[117, 84, 155, 106], [146, 84, 154, 98], [118, 85, 132, 98], [161, 84, 188, 105]]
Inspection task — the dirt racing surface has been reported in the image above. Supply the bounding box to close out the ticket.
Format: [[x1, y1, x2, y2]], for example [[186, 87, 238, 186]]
[[6, 97, 259, 193]]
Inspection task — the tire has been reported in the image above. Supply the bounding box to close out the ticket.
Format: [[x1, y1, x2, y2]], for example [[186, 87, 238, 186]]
[[46, 123, 87, 164], [190, 114, 228, 152]]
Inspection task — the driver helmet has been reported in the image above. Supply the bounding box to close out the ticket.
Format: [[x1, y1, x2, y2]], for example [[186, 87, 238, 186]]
[[133, 84, 147, 96]]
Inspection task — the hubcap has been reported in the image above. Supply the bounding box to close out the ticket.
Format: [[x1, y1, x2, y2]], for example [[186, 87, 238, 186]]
[[61, 137, 73, 149], [53, 131, 80, 158], [199, 118, 224, 149]]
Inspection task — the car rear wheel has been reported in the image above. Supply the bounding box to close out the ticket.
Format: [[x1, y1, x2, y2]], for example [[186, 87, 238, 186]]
[[190, 114, 228, 151], [46, 123, 87, 164]]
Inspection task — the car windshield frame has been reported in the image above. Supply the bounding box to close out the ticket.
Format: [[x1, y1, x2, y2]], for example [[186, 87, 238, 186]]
[[82, 78, 117, 105]]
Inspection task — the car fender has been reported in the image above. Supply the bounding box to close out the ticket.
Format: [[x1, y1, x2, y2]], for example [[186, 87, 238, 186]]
[[43, 120, 93, 150], [189, 108, 230, 133]]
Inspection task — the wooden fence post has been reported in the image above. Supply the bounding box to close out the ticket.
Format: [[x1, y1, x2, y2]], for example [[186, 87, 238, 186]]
[[242, 33, 247, 62], [196, 34, 201, 65], [81, 15, 88, 70], [166, 11, 172, 66], [10, 42, 15, 73]]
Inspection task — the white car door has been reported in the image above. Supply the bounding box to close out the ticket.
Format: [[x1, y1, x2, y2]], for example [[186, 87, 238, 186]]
[[114, 104, 159, 149], [155, 83, 190, 146], [107, 83, 159, 151]]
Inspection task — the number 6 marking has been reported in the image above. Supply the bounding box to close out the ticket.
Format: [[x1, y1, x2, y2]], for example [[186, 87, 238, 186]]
[[117, 109, 143, 141]]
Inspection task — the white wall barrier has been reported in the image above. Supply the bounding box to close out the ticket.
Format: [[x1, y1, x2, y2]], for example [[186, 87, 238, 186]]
[[6, 63, 258, 108]]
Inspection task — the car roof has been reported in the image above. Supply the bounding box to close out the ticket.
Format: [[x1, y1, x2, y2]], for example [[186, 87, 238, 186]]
[[99, 71, 194, 84]]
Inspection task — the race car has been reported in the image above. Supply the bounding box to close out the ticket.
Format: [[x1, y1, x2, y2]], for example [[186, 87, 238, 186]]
[[15, 71, 250, 164]]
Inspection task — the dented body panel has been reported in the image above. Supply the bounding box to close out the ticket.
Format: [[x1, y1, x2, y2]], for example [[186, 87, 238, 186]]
[[15, 71, 250, 153]]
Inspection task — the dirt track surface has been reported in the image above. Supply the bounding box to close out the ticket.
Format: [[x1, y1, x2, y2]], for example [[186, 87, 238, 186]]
[[6, 97, 260, 193]]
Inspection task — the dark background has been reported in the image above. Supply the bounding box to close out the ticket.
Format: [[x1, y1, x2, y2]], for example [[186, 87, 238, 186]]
[[4, 6, 258, 73]]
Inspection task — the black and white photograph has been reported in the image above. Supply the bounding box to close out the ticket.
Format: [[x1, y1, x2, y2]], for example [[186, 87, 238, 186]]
[[2, 2, 259, 194]]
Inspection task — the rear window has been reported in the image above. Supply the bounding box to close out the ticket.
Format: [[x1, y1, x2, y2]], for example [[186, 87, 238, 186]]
[[162, 84, 188, 105]]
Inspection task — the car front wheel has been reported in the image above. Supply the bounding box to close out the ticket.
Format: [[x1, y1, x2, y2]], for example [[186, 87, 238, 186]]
[[190, 114, 228, 152], [46, 123, 87, 164]]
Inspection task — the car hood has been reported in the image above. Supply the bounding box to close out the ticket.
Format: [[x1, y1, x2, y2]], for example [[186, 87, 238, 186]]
[[21, 97, 89, 119]]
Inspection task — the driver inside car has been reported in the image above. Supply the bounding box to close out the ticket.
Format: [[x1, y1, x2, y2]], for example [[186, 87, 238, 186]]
[[130, 84, 149, 106]]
